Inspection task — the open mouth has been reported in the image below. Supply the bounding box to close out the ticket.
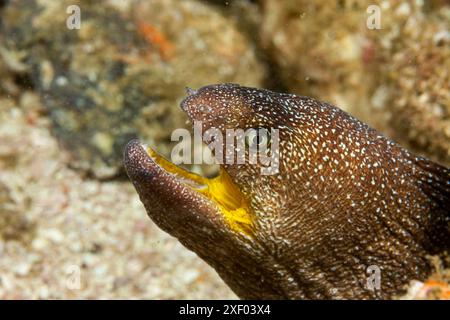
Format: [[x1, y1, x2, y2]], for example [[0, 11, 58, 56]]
[[145, 146, 254, 236]]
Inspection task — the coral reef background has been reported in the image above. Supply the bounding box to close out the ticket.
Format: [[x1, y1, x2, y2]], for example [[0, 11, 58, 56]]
[[0, 0, 448, 299]]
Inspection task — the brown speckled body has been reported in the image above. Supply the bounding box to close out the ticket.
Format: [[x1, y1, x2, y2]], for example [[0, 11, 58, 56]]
[[125, 84, 450, 299]]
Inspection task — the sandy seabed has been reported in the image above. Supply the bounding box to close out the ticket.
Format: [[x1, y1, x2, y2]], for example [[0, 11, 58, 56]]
[[0, 92, 236, 299]]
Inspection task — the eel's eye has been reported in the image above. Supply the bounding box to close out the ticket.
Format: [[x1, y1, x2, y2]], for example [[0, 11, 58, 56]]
[[245, 127, 271, 151]]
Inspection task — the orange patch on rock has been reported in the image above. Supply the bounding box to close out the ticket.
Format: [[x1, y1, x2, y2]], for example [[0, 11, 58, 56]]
[[137, 22, 174, 61]]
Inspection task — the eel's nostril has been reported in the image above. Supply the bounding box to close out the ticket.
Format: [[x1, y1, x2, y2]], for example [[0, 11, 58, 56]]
[[185, 87, 197, 96]]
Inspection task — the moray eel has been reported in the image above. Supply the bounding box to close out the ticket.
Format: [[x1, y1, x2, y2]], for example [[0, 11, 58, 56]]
[[124, 83, 449, 299]]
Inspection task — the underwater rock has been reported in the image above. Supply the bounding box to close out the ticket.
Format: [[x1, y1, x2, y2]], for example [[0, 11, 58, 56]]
[[0, 181, 34, 243], [1, 0, 265, 178], [401, 255, 450, 300], [259, 0, 450, 166], [259, 0, 377, 122], [0, 40, 27, 97], [367, 1, 450, 167]]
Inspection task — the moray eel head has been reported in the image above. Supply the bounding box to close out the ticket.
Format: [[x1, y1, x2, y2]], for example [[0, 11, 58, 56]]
[[124, 83, 294, 299], [125, 83, 450, 299]]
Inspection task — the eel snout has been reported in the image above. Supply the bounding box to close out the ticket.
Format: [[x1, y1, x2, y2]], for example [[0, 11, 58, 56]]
[[123, 139, 225, 236]]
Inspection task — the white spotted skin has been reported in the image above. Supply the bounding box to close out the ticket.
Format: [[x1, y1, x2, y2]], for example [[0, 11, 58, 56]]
[[130, 84, 450, 299]]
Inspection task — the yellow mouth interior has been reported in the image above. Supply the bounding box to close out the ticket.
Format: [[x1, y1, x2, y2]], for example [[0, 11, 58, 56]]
[[147, 147, 253, 236]]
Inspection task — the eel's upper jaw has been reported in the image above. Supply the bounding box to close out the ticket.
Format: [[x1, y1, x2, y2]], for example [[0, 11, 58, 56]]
[[123, 139, 224, 232]]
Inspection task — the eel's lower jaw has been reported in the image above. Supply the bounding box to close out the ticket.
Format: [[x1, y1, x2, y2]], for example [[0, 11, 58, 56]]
[[123, 139, 254, 237], [124, 139, 220, 231]]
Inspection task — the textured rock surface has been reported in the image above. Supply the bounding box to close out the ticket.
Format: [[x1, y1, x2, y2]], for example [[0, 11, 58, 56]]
[[259, 0, 450, 166], [400, 255, 450, 300], [366, 1, 450, 167], [260, 0, 376, 120], [1, 0, 265, 178], [0, 181, 34, 244], [0, 98, 36, 244]]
